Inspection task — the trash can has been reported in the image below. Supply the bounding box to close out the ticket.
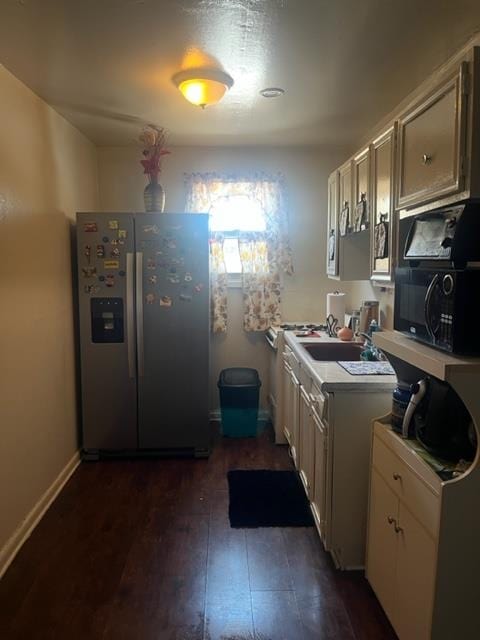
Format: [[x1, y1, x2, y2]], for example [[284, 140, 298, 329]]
[[218, 368, 261, 437]]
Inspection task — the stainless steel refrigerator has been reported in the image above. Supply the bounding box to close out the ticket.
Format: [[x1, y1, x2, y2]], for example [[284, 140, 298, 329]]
[[76, 212, 210, 458]]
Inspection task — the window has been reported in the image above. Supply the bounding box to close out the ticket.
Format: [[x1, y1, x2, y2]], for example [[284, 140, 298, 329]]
[[209, 194, 267, 273], [185, 172, 293, 332]]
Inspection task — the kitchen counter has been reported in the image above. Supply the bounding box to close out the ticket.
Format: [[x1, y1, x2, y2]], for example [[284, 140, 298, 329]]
[[284, 332, 397, 392]]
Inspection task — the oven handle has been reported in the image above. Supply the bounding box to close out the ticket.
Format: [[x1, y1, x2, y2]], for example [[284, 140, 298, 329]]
[[424, 273, 440, 340]]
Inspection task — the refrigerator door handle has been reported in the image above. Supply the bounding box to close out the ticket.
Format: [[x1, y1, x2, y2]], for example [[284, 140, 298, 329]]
[[126, 252, 135, 379], [136, 251, 145, 377]]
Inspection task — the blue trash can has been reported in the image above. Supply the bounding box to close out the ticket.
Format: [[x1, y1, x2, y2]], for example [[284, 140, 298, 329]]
[[218, 368, 261, 437]]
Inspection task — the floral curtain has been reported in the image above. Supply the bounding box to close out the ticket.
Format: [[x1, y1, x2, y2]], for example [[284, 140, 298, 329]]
[[239, 234, 282, 331], [209, 233, 228, 333], [184, 172, 293, 332]]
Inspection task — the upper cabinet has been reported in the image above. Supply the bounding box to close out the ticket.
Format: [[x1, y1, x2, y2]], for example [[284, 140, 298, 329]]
[[352, 147, 371, 233], [371, 125, 397, 282], [395, 46, 480, 214], [327, 159, 371, 281], [326, 44, 480, 282], [326, 170, 339, 277], [396, 62, 468, 211], [338, 159, 352, 236]]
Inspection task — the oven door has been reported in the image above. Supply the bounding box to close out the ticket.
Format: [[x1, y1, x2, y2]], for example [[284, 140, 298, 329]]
[[394, 268, 444, 345]]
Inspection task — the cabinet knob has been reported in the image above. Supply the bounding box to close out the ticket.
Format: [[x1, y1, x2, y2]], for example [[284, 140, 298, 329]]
[[393, 472, 401, 481], [394, 524, 403, 534], [422, 153, 432, 165]]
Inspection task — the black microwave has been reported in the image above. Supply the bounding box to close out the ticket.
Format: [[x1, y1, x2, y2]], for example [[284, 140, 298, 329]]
[[394, 267, 480, 354]]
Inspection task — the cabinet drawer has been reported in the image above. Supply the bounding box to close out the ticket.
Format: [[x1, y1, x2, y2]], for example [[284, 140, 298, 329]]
[[396, 62, 467, 210], [372, 435, 440, 538]]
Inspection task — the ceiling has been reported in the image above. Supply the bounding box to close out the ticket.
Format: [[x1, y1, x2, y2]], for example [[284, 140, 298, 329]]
[[1, 0, 480, 148]]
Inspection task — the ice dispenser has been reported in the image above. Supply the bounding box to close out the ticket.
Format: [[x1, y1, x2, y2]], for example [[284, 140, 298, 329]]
[[91, 298, 124, 343]]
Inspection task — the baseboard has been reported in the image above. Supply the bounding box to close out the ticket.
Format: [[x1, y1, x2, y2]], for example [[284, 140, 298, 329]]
[[209, 409, 271, 422], [0, 450, 81, 579]]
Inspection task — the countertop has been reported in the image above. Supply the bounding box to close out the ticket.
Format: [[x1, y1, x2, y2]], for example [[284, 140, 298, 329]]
[[284, 332, 397, 393]]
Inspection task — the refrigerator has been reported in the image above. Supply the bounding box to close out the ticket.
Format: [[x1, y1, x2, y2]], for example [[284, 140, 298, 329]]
[[75, 212, 210, 458]]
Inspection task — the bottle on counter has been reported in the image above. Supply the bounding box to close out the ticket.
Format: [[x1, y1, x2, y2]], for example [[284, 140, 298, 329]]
[[368, 319, 379, 336]]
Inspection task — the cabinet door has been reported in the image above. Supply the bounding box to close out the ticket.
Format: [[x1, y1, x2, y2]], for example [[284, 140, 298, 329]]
[[371, 126, 396, 282], [289, 368, 300, 468], [312, 411, 329, 545], [352, 147, 371, 233], [366, 469, 398, 625], [396, 62, 467, 210], [299, 387, 314, 498], [338, 160, 352, 238], [282, 362, 293, 446], [326, 171, 339, 276], [393, 505, 436, 640]]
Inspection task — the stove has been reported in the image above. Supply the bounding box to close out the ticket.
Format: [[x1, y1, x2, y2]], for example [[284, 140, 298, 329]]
[[279, 323, 325, 331], [267, 321, 326, 347]]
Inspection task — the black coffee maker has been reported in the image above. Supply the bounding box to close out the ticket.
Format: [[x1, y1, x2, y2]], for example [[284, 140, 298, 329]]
[[404, 376, 476, 462]]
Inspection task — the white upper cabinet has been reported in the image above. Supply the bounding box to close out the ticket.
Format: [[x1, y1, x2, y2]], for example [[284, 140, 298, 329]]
[[352, 147, 371, 233], [326, 170, 339, 277], [338, 159, 353, 236], [395, 46, 480, 214], [326, 44, 480, 281], [396, 62, 468, 211], [327, 159, 371, 281], [370, 125, 397, 282]]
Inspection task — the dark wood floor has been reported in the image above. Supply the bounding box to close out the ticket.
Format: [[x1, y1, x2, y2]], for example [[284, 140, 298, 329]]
[[0, 425, 397, 640]]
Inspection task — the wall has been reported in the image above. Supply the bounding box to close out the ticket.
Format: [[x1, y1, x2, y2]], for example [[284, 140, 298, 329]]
[[0, 65, 99, 566], [97, 145, 347, 409], [344, 281, 394, 330]]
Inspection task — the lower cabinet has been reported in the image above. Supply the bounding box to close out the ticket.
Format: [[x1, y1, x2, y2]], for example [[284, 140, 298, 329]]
[[394, 503, 436, 640], [366, 469, 398, 624], [298, 386, 315, 498], [282, 351, 300, 467], [366, 422, 458, 640], [367, 468, 436, 640], [311, 407, 329, 547], [282, 339, 394, 570]]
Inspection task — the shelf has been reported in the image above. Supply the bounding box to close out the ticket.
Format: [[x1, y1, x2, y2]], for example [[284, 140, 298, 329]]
[[374, 416, 470, 486], [373, 330, 480, 381]]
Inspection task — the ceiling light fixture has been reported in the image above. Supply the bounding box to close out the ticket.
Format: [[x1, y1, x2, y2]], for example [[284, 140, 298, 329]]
[[172, 68, 234, 108], [260, 87, 285, 98]]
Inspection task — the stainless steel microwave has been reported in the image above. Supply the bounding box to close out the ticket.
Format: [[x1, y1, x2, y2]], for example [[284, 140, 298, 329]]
[[394, 267, 480, 355]]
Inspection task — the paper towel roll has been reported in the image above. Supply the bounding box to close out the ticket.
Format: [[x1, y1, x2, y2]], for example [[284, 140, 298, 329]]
[[326, 292, 346, 327]]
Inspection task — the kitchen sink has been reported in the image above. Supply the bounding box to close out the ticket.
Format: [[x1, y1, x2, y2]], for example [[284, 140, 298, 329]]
[[301, 342, 364, 361]]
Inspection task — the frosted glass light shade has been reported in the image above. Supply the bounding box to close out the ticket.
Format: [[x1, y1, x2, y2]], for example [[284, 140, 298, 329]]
[[173, 68, 234, 108]]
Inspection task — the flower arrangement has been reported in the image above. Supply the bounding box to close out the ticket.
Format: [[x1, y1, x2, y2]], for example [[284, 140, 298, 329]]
[[139, 125, 170, 183]]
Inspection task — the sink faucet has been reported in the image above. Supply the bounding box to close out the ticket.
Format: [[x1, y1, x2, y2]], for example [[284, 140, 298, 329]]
[[357, 332, 386, 361]]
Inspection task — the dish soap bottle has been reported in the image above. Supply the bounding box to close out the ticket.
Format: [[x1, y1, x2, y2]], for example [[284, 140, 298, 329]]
[[361, 319, 380, 360], [369, 319, 379, 336]]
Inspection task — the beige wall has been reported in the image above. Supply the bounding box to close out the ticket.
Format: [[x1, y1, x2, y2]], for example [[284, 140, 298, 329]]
[[97, 145, 348, 409], [343, 281, 394, 330], [0, 65, 99, 559]]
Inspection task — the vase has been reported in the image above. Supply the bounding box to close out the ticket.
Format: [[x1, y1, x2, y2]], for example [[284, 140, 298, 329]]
[[143, 178, 165, 213]]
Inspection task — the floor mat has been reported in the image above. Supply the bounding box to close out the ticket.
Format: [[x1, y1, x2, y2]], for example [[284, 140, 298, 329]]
[[227, 469, 314, 527]]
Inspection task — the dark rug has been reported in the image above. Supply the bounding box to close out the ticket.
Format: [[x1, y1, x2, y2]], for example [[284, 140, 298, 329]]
[[227, 469, 314, 528]]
